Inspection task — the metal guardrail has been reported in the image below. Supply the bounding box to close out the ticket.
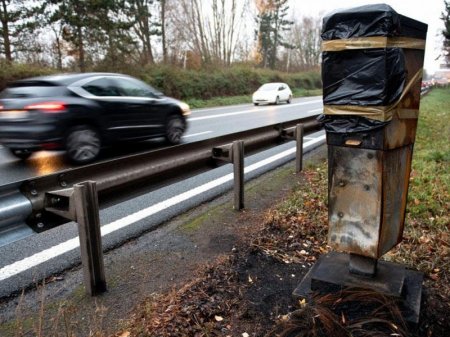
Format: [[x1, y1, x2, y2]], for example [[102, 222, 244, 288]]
[[0, 115, 322, 247]]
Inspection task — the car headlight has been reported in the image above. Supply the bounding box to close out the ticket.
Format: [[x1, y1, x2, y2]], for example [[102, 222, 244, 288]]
[[178, 102, 191, 116]]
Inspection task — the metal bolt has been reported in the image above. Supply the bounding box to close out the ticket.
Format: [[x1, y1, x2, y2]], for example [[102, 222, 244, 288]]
[[59, 174, 67, 187], [339, 180, 346, 187], [338, 212, 344, 218], [37, 222, 44, 229], [28, 182, 37, 196]]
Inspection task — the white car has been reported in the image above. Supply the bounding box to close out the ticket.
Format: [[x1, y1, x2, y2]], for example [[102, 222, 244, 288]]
[[252, 82, 293, 106]]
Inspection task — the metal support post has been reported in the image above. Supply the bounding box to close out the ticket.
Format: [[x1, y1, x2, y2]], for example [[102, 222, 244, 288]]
[[232, 140, 244, 210], [349, 253, 378, 277], [73, 181, 107, 296], [296, 124, 304, 173]]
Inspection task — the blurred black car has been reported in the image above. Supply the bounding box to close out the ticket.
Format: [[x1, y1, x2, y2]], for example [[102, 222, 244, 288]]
[[0, 73, 190, 164]]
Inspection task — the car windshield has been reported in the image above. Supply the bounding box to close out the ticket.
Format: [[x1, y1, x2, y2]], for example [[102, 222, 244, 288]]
[[0, 86, 66, 98], [258, 83, 280, 91]]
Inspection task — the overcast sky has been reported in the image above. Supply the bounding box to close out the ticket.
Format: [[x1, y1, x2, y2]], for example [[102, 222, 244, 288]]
[[291, 0, 446, 74]]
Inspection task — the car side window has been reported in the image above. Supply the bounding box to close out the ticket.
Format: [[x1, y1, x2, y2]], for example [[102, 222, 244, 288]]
[[113, 78, 158, 98], [82, 78, 120, 97]]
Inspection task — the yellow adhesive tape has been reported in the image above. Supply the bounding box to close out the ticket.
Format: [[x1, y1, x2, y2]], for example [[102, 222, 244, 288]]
[[323, 69, 423, 121], [322, 37, 426, 51]]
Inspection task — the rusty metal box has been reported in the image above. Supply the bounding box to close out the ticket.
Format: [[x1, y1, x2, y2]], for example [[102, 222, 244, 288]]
[[321, 5, 427, 258], [327, 145, 413, 258]]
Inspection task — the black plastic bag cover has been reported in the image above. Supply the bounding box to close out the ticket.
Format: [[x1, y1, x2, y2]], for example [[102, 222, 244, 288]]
[[318, 114, 388, 133], [322, 48, 405, 106], [321, 4, 401, 40]]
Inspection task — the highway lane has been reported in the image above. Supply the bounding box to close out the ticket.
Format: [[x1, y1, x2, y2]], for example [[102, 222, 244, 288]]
[[0, 97, 324, 296], [0, 96, 322, 185]]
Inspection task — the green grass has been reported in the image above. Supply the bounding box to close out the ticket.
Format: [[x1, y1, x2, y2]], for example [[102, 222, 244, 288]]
[[179, 204, 224, 232], [408, 88, 450, 225], [380, 88, 450, 277], [186, 94, 253, 109], [265, 87, 450, 278]]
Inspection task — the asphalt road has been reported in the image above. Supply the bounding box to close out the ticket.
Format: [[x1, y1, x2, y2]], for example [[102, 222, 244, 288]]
[[0, 96, 325, 297], [0, 97, 322, 185]]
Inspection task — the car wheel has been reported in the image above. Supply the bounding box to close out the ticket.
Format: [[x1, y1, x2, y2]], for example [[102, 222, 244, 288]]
[[65, 125, 101, 164], [254, 103, 259, 106], [287, 95, 292, 104], [165, 115, 185, 145], [275, 96, 280, 105], [9, 148, 33, 160]]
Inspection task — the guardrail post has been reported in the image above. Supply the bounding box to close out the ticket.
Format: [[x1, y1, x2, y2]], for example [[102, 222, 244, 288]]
[[73, 181, 107, 296], [296, 124, 304, 173], [232, 140, 244, 210]]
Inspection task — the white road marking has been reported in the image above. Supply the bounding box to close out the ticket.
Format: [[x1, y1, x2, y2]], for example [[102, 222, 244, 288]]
[[183, 131, 213, 138], [192, 98, 321, 114], [0, 135, 326, 281], [193, 104, 254, 113], [189, 100, 322, 121]]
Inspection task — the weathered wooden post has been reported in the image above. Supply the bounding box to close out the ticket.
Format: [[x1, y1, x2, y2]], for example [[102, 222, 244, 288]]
[[294, 4, 427, 323]]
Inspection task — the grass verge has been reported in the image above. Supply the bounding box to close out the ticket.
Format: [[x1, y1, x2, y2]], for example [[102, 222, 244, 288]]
[[116, 88, 449, 337], [385, 88, 449, 290], [185, 88, 322, 109]]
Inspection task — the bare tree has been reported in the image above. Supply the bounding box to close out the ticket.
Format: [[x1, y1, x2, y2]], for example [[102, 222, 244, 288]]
[[50, 24, 64, 70], [209, 0, 243, 65], [287, 15, 321, 71], [172, 0, 248, 66]]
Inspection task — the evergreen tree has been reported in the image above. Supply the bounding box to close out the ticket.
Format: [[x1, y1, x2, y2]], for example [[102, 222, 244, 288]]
[[255, 0, 293, 69], [126, 0, 162, 65], [0, 0, 45, 62], [49, 0, 135, 71]]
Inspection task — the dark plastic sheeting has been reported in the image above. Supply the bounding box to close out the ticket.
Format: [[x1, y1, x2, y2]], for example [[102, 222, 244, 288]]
[[322, 4, 401, 40], [318, 115, 388, 134], [319, 4, 426, 131], [322, 48, 405, 106]]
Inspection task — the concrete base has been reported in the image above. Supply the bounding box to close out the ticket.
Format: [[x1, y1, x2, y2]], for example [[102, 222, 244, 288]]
[[293, 251, 423, 324]]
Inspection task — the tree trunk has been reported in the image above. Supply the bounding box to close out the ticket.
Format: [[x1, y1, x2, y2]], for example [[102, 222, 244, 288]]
[[135, 0, 154, 65], [56, 37, 63, 70], [161, 0, 167, 63], [270, 6, 280, 69], [0, 0, 12, 62], [77, 24, 85, 72]]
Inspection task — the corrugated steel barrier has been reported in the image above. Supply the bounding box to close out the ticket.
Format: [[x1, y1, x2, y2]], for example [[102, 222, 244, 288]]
[[0, 115, 322, 247]]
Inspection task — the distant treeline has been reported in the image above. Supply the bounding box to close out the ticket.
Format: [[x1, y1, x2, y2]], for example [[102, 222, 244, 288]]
[[0, 1, 322, 73]]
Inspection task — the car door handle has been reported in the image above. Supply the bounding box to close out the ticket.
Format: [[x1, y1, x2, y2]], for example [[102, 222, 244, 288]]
[[126, 103, 142, 108]]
